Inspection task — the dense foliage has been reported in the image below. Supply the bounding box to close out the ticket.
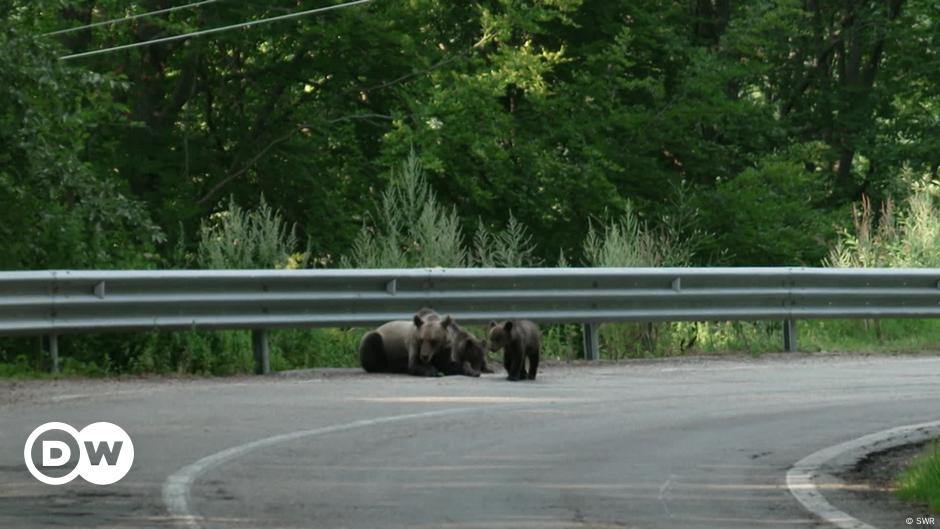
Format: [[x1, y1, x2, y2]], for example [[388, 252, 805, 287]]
[[3, 0, 936, 269]]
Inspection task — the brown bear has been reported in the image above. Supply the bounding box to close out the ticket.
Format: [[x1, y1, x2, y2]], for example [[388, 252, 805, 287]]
[[358, 309, 453, 377], [446, 322, 493, 377], [415, 309, 492, 377], [487, 320, 541, 381]]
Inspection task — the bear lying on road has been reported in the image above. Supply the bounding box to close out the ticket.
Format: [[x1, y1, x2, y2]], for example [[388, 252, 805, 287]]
[[446, 321, 493, 377], [359, 310, 452, 377], [487, 320, 541, 381], [417, 308, 492, 377]]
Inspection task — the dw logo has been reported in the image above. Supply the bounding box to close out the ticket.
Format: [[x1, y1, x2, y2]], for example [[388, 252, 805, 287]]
[[23, 422, 134, 485]]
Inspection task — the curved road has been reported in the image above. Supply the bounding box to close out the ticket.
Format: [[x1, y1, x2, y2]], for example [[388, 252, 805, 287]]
[[2, 354, 939, 528]]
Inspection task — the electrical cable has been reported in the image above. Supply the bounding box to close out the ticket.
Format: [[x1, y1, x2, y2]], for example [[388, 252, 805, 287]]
[[59, 0, 372, 60], [45, 0, 219, 36]]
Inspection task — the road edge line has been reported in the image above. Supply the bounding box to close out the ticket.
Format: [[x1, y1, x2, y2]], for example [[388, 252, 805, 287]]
[[786, 419, 940, 529]]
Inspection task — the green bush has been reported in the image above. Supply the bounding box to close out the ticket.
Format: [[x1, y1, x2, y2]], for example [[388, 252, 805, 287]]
[[896, 441, 940, 511]]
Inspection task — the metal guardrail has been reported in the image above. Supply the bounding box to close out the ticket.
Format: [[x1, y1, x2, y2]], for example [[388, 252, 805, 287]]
[[1, 267, 936, 373]]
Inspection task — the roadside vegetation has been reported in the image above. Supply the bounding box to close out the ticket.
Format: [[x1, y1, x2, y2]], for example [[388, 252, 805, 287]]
[[5, 156, 940, 376], [2, 1, 940, 375], [897, 442, 940, 512]]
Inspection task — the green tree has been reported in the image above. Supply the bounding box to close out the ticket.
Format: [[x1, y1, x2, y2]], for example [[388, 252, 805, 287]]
[[0, 24, 160, 269], [15, 0, 939, 269]]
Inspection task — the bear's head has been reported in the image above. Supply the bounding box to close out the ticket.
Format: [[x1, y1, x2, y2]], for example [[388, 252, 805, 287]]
[[455, 330, 486, 365], [413, 312, 452, 363], [487, 320, 513, 352]]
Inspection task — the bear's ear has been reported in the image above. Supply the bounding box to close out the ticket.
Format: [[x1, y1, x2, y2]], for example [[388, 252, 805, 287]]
[[442, 315, 453, 328], [504, 321, 514, 332], [488, 320, 497, 328], [413, 315, 424, 327]]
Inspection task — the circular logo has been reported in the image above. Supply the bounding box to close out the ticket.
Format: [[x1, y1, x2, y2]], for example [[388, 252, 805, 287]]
[[24, 422, 134, 485], [23, 422, 82, 485]]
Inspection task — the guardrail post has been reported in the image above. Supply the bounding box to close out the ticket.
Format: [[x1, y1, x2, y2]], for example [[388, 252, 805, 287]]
[[252, 329, 270, 375], [41, 335, 59, 374], [582, 323, 600, 361], [783, 320, 797, 352]]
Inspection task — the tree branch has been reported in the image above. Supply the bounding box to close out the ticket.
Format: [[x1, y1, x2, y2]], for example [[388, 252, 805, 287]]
[[197, 128, 298, 206], [361, 34, 493, 94]]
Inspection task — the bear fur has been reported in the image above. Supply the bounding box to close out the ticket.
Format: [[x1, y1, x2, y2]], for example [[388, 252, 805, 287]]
[[415, 309, 492, 377], [358, 310, 453, 377], [446, 322, 493, 377], [487, 320, 541, 381]]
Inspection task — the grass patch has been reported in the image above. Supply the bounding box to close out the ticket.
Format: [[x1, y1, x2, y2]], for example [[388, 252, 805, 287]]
[[896, 441, 940, 511], [270, 328, 360, 370], [800, 319, 940, 354], [0, 328, 362, 378]]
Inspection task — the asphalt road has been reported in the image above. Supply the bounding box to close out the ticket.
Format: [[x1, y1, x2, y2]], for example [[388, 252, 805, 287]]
[[2, 353, 939, 529]]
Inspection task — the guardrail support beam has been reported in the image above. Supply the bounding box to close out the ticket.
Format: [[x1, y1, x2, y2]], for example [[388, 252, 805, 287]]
[[783, 319, 797, 353], [252, 329, 271, 375], [582, 323, 600, 361], [41, 335, 59, 373]]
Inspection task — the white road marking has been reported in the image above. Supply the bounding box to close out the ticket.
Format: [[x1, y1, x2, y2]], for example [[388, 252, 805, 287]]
[[162, 406, 512, 529], [786, 419, 940, 529], [658, 474, 676, 518], [353, 396, 579, 403]]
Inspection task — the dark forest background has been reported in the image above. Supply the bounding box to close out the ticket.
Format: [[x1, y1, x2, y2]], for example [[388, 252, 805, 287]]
[[4, 0, 938, 270]]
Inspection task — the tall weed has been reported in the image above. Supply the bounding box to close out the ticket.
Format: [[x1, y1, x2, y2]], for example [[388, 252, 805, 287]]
[[137, 197, 320, 375], [473, 213, 541, 267], [822, 179, 940, 349], [343, 151, 466, 268], [580, 203, 699, 358], [198, 195, 309, 269]]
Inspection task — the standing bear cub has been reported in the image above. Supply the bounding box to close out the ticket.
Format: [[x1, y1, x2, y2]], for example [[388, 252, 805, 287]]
[[487, 320, 541, 381], [359, 310, 453, 377]]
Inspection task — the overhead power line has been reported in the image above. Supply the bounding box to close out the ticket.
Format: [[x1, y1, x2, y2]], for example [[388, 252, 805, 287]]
[[59, 0, 373, 61], [45, 0, 219, 37]]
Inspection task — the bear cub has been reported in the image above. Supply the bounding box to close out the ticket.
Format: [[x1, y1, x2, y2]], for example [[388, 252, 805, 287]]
[[447, 322, 493, 377], [487, 320, 541, 381]]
